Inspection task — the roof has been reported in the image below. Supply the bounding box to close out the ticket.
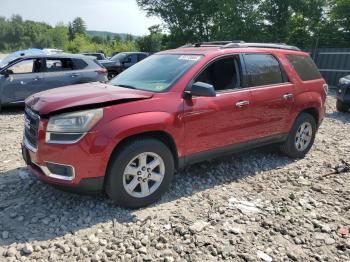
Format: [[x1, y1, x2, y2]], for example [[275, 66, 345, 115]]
[[12, 53, 91, 60], [120, 52, 149, 55]]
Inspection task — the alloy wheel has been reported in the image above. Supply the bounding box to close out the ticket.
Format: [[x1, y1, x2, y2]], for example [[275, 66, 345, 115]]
[[122, 152, 165, 198]]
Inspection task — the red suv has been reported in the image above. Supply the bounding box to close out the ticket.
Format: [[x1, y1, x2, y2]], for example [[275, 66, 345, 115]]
[[22, 42, 327, 208]]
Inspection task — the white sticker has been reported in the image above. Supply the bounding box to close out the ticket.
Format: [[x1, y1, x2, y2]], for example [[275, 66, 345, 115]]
[[178, 55, 201, 61]]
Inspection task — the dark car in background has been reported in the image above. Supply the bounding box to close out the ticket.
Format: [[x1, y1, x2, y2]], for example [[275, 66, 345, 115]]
[[100, 52, 149, 79], [82, 52, 107, 61], [336, 75, 350, 112], [0, 54, 107, 110]]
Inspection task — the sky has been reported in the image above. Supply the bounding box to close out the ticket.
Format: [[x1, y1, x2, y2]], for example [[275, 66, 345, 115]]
[[0, 0, 162, 35]]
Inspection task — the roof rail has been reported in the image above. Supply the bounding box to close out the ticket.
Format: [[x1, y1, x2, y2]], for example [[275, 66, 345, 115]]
[[179, 41, 300, 51], [223, 42, 300, 51]]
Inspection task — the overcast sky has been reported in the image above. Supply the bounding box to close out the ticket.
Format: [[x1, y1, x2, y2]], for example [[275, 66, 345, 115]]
[[0, 0, 162, 35]]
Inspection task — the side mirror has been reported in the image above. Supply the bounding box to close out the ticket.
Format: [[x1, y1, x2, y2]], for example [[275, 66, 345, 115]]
[[3, 69, 13, 78], [185, 82, 216, 98]]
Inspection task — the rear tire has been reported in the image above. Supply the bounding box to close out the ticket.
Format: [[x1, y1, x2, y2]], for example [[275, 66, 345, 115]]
[[336, 99, 349, 112], [280, 113, 316, 159], [105, 138, 174, 208]]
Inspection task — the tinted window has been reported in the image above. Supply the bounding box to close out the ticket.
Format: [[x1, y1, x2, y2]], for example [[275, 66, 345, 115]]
[[138, 54, 148, 61], [110, 53, 126, 62], [286, 55, 322, 81], [110, 54, 202, 92], [129, 54, 138, 63], [72, 59, 88, 70], [244, 54, 284, 87], [195, 56, 241, 91]]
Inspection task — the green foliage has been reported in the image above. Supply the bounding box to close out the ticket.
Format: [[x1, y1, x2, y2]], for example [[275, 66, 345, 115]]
[[0, 15, 139, 55], [137, 0, 350, 49], [2, 1, 350, 55], [136, 25, 165, 52]]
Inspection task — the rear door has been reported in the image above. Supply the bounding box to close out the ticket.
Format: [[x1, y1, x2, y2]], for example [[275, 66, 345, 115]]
[[43, 57, 90, 88], [42, 58, 71, 89], [242, 53, 295, 138], [1, 58, 46, 104]]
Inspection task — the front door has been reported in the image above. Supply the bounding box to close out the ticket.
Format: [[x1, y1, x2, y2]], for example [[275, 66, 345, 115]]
[[183, 55, 256, 156], [1, 58, 45, 104]]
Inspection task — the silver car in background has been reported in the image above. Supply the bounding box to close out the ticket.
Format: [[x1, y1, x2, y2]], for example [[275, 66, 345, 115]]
[[0, 54, 108, 111]]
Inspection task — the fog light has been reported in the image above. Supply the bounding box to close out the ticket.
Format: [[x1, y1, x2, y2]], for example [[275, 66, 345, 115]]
[[40, 162, 75, 181]]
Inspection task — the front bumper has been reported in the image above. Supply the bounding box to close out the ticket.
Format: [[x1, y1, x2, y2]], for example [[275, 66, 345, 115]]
[[21, 119, 113, 192]]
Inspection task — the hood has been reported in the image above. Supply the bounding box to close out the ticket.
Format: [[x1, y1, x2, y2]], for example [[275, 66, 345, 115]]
[[25, 82, 153, 115]]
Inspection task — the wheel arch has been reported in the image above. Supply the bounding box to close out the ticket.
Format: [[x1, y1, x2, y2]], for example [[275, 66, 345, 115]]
[[107, 130, 180, 173], [299, 107, 319, 126]]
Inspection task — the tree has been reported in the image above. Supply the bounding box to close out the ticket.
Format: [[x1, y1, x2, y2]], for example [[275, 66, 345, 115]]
[[68, 17, 87, 40], [330, 0, 350, 42], [137, 25, 165, 52], [136, 0, 343, 49]]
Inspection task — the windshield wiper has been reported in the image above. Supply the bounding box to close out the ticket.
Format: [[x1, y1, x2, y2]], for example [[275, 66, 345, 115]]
[[117, 84, 137, 90]]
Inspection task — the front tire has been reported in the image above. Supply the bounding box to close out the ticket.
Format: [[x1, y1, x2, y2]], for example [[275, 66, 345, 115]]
[[280, 113, 317, 159], [105, 138, 174, 208], [336, 99, 349, 112]]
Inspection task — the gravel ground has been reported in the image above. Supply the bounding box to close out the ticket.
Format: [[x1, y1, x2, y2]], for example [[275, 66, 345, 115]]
[[0, 95, 349, 262]]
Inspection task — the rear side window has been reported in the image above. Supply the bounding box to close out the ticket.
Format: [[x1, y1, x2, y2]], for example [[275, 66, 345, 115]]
[[244, 54, 285, 87], [72, 59, 88, 70], [45, 58, 74, 72], [286, 55, 322, 81]]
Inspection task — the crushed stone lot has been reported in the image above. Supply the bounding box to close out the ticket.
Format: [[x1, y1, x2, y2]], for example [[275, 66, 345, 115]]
[[0, 96, 349, 262]]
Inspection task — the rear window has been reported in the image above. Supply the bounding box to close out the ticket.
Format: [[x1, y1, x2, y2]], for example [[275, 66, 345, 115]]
[[286, 55, 322, 81], [244, 54, 285, 87]]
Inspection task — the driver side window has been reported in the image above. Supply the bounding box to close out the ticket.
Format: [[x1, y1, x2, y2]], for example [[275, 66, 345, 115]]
[[195, 55, 241, 92], [8, 59, 43, 74]]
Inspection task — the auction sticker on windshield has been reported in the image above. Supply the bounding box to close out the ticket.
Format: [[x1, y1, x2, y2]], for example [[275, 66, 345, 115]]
[[178, 55, 201, 61]]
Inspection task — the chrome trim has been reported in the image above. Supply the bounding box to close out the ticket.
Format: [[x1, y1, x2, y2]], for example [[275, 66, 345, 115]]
[[9, 100, 25, 104], [23, 134, 37, 153], [23, 107, 40, 151], [35, 161, 75, 181], [45, 132, 87, 144]]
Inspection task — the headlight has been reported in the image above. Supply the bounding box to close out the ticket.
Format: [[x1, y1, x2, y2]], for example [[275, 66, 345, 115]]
[[47, 108, 103, 133], [339, 77, 350, 85]]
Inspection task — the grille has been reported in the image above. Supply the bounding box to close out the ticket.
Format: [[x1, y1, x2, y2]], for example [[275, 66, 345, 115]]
[[345, 87, 350, 95], [24, 107, 40, 150]]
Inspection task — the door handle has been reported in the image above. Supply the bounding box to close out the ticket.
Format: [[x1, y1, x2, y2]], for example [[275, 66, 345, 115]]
[[33, 77, 40, 81], [283, 93, 294, 100], [71, 73, 79, 78], [235, 100, 250, 108]]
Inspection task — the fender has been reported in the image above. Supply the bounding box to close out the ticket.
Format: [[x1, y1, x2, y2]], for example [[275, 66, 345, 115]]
[[99, 111, 185, 165], [289, 91, 324, 129]]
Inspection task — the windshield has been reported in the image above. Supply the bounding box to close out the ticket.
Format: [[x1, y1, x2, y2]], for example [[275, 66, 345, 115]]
[[0, 53, 20, 68], [110, 53, 126, 62], [109, 54, 203, 92]]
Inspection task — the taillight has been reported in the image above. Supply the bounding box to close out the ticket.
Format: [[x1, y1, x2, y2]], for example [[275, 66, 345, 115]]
[[95, 68, 108, 75]]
